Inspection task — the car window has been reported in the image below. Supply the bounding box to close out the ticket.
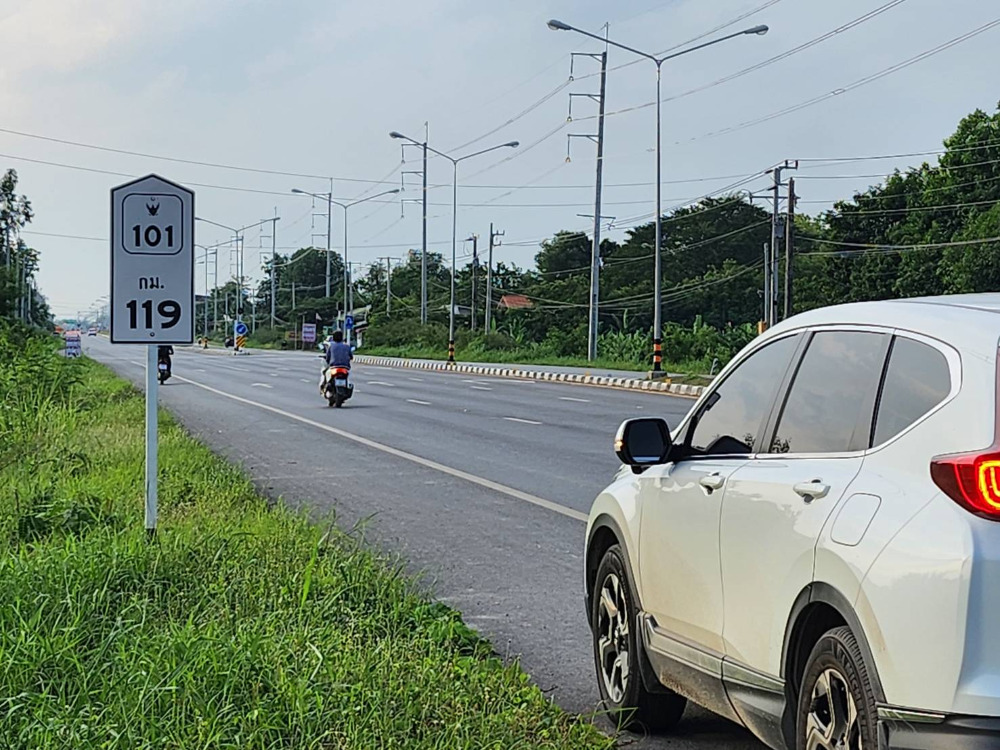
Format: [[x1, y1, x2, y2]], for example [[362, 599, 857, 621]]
[[770, 331, 886, 454], [872, 337, 951, 446], [689, 334, 799, 456]]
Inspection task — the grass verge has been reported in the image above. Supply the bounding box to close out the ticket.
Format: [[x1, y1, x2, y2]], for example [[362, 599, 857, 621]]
[[0, 330, 613, 749]]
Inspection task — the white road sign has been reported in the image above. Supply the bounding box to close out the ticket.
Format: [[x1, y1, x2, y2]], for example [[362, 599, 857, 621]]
[[110, 174, 194, 344]]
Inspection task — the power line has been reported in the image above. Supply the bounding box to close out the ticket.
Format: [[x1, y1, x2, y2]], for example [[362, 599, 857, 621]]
[[588, 0, 907, 124], [799, 234, 1000, 255], [796, 137, 1000, 165], [688, 17, 1000, 143]]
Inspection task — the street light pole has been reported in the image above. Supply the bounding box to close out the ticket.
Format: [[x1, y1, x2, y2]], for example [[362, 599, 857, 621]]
[[548, 19, 769, 372], [389, 131, 519, 362], [292, 187, 400, 344], [196, 216, 280, 347]]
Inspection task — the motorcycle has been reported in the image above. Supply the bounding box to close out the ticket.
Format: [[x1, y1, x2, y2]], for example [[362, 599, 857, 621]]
[[323, 365, 353, 407], [157, 353, 171, 384]]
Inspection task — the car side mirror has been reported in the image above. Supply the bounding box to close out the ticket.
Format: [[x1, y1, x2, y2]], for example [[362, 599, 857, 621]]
[[615, 418, 673, 474]]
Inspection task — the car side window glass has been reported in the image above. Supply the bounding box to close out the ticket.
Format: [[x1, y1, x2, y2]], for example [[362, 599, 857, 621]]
[[688, 335, 799, 456], [770, 331, 886, 454], [872, 337, 950, 446]]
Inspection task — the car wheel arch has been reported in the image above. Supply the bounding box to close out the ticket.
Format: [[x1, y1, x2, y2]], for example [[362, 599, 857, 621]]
[[586, 514, 642, 616], [781, 582, 886, 703]]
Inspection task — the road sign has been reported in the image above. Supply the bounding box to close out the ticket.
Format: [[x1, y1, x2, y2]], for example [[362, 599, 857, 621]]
[[301, 323, 317, 343], [235, 321, 248, 336], [110, 175, 194, 344], [64, 331, 82, 358], [345, 314, 354, 330]]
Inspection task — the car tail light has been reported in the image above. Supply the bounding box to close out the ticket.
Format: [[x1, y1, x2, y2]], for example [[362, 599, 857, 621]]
[[931, 451, 1000, 518], [930, 351, 1000, 520]]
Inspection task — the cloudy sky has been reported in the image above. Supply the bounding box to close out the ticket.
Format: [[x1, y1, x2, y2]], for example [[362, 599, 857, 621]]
[[3, 0, 999, 318]]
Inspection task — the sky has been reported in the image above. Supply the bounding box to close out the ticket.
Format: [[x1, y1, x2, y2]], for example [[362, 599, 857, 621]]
[[2, 0, 999, 318]]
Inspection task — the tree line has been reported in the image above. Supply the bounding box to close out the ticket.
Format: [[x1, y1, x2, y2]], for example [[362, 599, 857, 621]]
[[0, 170, 49, 328], [210, 104, 1000, 365]]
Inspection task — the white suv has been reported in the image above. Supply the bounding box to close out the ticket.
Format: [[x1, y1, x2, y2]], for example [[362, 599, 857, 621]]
[[585, 295, 1000, 750]]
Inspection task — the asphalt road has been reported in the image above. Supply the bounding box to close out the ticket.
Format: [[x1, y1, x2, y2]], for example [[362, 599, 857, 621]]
[[86, 338, 764, 750]]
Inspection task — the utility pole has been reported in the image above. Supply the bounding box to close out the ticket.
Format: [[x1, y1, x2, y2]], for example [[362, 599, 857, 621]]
[[769, 160, 797, 326], [468, 234, 479, 331], [325, 179, 333, 298], [400, 125, 430, 323], [751, 160, 797, 328], [566, 31, 609, 362], [486, 224, 504, 332], [784, 177, 797, 321], [377, 256, 400, 315], [262, 207, 278, 327]]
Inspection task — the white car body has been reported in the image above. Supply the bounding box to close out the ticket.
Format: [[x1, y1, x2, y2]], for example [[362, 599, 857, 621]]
[[585, 294, 1000, 749]]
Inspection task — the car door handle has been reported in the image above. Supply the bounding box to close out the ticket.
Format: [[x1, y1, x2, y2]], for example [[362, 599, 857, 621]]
[[793, 481, 830, 502], [699, 473, 725, 492]]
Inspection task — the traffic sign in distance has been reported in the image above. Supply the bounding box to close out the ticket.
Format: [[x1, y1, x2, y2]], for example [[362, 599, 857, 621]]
[[345, 315, 354, 330], [302, 323, 317, 343], [110, 175, 194, 344], [235, 321, 249, 336]]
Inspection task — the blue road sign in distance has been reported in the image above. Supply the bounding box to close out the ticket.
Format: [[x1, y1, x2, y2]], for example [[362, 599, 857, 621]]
[[234, 321, 248, 336], [345, 315, 354, 330]]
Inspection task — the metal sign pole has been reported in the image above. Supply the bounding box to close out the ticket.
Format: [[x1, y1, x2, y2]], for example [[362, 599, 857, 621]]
[[110, 174, 194, 537], [145, 344, 158, 535]]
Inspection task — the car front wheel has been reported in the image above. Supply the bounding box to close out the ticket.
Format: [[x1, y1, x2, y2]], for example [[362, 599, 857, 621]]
[[795, 626, 877, 750], [591, 544, 686, 731]]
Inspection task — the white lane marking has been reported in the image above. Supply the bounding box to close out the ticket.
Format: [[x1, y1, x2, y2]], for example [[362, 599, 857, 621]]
[[196, 368, 207, 373], [407, 399, 432, 406], [269, 372, 281, 377], [470, 385, 492, 391], [368, 380, 396, 387], [559, 396, 590, 403], [301, 378, 312, 383], [251, 383, 273, 389], [174, 374, 587, 523], [461, 379, 477, 383], [504, 417, 543, 425], [408, 377, 424, 382]]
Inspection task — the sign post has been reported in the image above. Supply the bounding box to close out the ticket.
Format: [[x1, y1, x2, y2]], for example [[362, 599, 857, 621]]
[[301, 322, 317, 345], [110, 175, 194, 536], [234, 320, 248, 353]]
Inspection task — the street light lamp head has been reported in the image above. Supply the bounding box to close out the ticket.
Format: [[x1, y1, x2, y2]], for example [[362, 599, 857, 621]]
[[389, 131, 405, 139], [291, 188, 304, 194], [746, 24, 769, 35], [547, 19, 571, 31], [388, 188, 401, 194], [504, 141, 520, 148]]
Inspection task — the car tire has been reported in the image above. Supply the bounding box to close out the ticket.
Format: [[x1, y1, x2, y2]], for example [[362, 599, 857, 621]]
[[591, 545, 686, 732], [795, 626, 877, 750]]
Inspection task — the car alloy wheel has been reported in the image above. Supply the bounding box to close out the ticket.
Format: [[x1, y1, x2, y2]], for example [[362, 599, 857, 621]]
[[596, 571, 630, 704], [805, 667, 861, 750]]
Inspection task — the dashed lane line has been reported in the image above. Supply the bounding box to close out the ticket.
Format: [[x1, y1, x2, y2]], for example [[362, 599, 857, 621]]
[[504, 417, 543, 426], [407, 399, 432, 406], [173, 374, 587, 523]]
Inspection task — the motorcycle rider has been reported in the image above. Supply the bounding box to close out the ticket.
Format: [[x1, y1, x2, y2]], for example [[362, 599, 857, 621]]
[[157, 344, 174, 375], [320, 330, 353, 392]]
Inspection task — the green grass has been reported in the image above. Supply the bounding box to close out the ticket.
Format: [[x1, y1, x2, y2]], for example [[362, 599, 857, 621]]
[[0, 333, 613, 749]]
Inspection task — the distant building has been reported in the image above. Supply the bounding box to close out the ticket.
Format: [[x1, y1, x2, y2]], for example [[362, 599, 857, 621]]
[[497, 294, 533, 310]]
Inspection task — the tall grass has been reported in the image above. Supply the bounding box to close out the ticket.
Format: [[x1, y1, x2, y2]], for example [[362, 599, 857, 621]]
[[0, 326, 612, 749]]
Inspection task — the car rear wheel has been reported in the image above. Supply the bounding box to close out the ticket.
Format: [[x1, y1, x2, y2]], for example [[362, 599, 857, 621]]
[[592, 545, 686, 732], [795, 626, 877, 750]]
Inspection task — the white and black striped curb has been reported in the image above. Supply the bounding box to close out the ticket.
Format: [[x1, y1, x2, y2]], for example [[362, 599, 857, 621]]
[[354, 356, 706, 398]]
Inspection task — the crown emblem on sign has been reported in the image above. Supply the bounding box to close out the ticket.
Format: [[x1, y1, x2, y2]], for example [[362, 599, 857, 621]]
[[146, 198, 160, 216]]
